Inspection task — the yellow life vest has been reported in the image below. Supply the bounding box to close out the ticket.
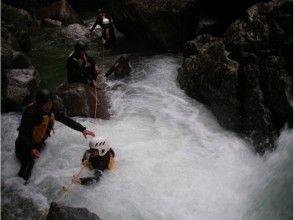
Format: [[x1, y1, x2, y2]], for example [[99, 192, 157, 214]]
[[108, 155, 115, 170], [32, 113, 55, 144]]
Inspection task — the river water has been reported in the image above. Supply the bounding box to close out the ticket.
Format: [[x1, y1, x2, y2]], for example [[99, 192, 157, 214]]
[[1, 54, 292, 220]]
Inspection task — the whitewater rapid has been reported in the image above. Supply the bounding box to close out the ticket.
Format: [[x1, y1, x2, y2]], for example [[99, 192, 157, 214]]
[[1, 55, 292, 220]]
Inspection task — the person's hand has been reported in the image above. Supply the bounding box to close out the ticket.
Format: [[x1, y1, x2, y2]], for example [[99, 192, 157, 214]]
[[92, 80, 97, 88], [94, 64, 100, 75], [31, 148, 40, 159], [82, 129, 95, 138], [72, 175, 81, 184], [82, 160, 90, 167]]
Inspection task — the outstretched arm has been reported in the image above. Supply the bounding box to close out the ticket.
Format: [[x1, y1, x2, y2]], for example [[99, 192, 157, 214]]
[[80, 170, 102, 185], [54, 109, 95, 138]]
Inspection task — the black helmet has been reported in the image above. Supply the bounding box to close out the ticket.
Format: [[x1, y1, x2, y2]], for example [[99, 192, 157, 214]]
[[75, 40, 88, 52], [36, 89, 53, 105], [118, 55, 129, 64]]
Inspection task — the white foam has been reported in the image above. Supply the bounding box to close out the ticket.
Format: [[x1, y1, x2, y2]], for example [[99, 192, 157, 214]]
[[1, 55, 292, 220]]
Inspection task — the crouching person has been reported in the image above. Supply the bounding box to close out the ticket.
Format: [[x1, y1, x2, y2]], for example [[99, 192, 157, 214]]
[[72, 137, 115, 185]]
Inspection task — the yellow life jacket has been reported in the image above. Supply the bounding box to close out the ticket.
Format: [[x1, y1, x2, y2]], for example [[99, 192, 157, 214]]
[[32, 113, 55, 144], [108, 155, 115, 170]]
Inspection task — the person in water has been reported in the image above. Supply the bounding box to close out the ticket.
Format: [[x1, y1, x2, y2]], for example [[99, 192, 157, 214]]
[[67, 40, 104, 87], [15, 89, 95, 183], [105, 55, 132, 79], [72, 136, 115, 185]]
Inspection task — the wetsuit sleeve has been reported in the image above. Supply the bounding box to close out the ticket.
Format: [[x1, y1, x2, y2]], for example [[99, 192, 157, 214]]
[[85, 54, 96, 66], [80, 169, 101, 185], [67, 57, 82, 83], [90, 18, 99, 32], [18, 109, 36, 150], [82, 150, 91, 162], [104, 63, 115, 78], [54, 109, 86, 132]]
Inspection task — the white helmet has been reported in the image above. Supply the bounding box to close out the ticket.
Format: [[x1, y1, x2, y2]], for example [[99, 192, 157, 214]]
[[89, 136, 110, 156], [102, 18, 110, 25]]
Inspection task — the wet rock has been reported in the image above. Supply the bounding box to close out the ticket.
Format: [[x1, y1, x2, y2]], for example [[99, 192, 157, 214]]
[[178, 34, 241, 132], [14, 30, 32, 54], [178, 0, 293, 153], [55, 83, 111, 119], [2, 68, 40, 111], [42, 18, 62, 27], [47, 202, 101, 220], [1, 43, 14, 69], [37, 0, 83, 25], [60, 23, 91, 41], [11, 51, 32, 69], [1, 181, 48, 220], [1, 3, 34, 30], [110, 0, 199, 49]]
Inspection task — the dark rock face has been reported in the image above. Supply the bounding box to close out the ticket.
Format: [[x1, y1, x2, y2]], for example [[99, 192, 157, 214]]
[[108, 0, 264, 49], [3, 0, 83, 25], [1, 68, 41, 111], [109, 0, 199, 49], [178, 35, 241, 131], [178, 0, 293, 153], [1, 3, 34, 30], [37, 0, 83, 25], [47, 202, 101, 220], [55, 83, 111, 119]]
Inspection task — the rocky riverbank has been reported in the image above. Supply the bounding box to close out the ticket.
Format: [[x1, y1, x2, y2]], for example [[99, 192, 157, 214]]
[[178, 0, 293, 153]]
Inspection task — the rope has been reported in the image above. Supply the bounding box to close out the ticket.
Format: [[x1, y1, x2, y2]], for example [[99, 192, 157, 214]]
[[94, 39, 105, 119], [94, 86, 98, 119], [37, 165, 86, 220], [101, 38, 105, 70], [53, 165, 85, 203]]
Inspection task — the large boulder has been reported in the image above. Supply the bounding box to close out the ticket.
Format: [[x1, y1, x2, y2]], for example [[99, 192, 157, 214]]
[[60, 23, 92, 41], [178, 0, 293, 153], [109, 0, 199, 49], [37, 0, 83, 25], [1, 3, 34, 30], [178, 34, 241, 131], [224, 0, 293, 142], [1, 181, 48, 220], [109, 0, 264, 49], [1, 43, 14, 69], [47, 202, 101, 220], [1, 68, 40, 111], [55, 83, 111, 119]]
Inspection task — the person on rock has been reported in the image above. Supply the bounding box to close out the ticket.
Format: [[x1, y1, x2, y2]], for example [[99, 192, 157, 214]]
[[72, 136, 115, 185], [87, 9, 116, 49], [66, 40, 104, 87], [105, 55, 132, 79], [15, 89, 96, 183]]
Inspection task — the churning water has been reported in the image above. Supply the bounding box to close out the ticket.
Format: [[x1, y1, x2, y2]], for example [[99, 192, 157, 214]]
[[1, 55, 292, 220]]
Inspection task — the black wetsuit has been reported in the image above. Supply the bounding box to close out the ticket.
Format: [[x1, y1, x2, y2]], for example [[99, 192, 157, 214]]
[[105, 56, 131, 79], [80, 148, 115, 185], [15, 104, 86, 181], [66, 51, 97, 85], [90, 15, 116, 49]]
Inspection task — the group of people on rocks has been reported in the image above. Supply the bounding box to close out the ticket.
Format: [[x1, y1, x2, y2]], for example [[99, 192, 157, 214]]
[[15, 8, 131, 186]]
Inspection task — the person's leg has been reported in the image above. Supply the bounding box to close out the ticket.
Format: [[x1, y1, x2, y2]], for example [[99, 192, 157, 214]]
[[15, 139, 35, 181], [18, 159, 35, 181]]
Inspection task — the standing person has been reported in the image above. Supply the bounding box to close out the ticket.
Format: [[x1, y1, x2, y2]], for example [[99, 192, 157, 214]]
[[66, 40, 103, 87], [87, 9, 116, 49], [15, 89, 96, 183], [72, 137, 115, 185]]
